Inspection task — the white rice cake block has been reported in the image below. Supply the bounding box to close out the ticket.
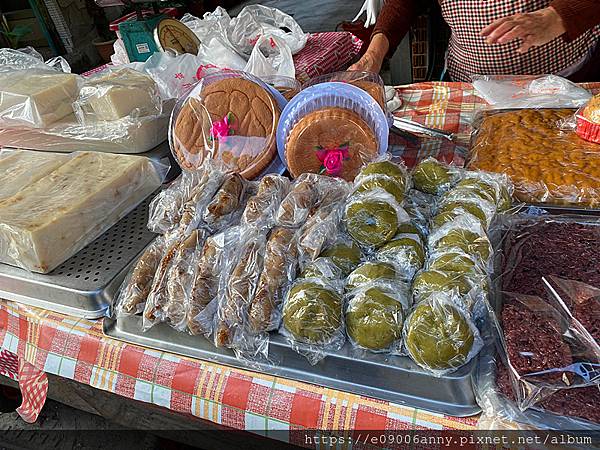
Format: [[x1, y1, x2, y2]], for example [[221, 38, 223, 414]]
[[0, 151, 162, 273], [0, 150, 68, 201], [0, 71, 79, 127], [85, 69, 160, 121]]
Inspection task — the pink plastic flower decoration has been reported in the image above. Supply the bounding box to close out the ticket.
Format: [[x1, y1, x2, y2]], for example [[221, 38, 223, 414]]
[[210, 113, 235, 143], [316, 143, 350, 176]]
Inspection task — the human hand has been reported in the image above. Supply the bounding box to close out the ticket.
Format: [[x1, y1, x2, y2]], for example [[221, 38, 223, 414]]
[[349, 33, 388, 73], [480, 7, 566, 53], [349, 50, 384, 73]]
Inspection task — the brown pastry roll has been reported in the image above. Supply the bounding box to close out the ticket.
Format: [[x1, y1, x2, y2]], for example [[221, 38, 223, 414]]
[[242, 174, 290, 227], [117, 236, 166, 315], [187, 237, 221, 336], [215, 238, 265, 347], [276, 175, 319, 227], [203, 173, 245, 228], [248, 228, 298, 333]]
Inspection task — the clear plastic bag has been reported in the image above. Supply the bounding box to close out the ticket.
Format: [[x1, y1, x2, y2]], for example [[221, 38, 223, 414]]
[[427, 215, 492, 266], [74, 68, 162, 124], [0, 151, 168, 273], [403, 292, 483, 376], [297, 178, 352, 262], [497, 290, 600, 410], [228, 5, 308, 56], [164, 230, 208, 330], [411, 157, 461, 196], [280, 277, 345, 365], [169, 69, 286, 178], [214, 228, 267, 348], [346, 261, 398, 292], [375, 229, 425, 282], [345, 280, 410, 354], [241, 174, 290, 230], [187, 228, 238, 337], [472, 75, 592, 110], [0, 149, 69, 202], [246, 227, 299, 334], [344, 188, 411, 250], [275, 173, 321, 228], [244, 34, 295, 79], [261, 75, 301, 102], [147, 169, 211, 234], [468, 108, 600, 207], [202, 172, 249, 232], [114, 235, 167, 317]]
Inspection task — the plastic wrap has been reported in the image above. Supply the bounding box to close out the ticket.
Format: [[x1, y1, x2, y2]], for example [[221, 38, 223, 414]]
[[228, 5, 308, 56], [147, 170, 211, 234], [280, 278, 345, 365], [164, 230, 208, 330], [471, 75, 592, 110], [497, 290, 600, 410], [202, 173, 248, 232], [345, 281, 410, 353], [355, 157, 409, 204], [469, 108, 600, 207], [575, 94, 600, 144], [297, 178, 351, 262], [320, 238, 363, 276], [241, 174, 290, 229], [0, 149, 68, 202], [403, 292, 483, 376], [0, 68, 79, 128], [0, 105, 172, 154], [0, 151, 167, 273], [214, 229, 267, 348], [74, 68, 162, 124], [187, 228, 238, 337], [411, 157, 460, 196], [302, 71, 386, 111], [142, 230, 190, 330], [169, 70, 287, 179], [428, 215, 492, 265], [346, 261, 397, 292], [344, 189, 411, 250], [261, 75, 301, 102], [300, 257, 344, 281], [275, 173, 320, 227], [244, 34, 295, 79], [246, 227, 299, 334], [114, 236, 167, 317], [277, 82, 389, 181], [375, 225, 425, 282]]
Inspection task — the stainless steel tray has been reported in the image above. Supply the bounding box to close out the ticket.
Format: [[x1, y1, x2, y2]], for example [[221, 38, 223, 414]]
[[104, 314, 481, 417], [0, 197, 157, 319]]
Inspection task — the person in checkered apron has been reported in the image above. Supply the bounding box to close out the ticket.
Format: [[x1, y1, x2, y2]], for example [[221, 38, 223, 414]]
[[350, 0, 600, 82]]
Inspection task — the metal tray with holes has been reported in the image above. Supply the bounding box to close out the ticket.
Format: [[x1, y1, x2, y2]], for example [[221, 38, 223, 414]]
[[0, 196, 157, 319]]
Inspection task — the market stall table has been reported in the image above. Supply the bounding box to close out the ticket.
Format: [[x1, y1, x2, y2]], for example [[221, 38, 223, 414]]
[[1, 81, 599, 444]]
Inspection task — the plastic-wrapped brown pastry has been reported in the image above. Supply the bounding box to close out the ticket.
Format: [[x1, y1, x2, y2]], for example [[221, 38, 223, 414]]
[[142, 232, 187, 330], [178, 169, 225, 231], [276, 174, 319, 227], [215, 236, 266, 347], [116, 236, 166, 316], [247, 228, 298, 333], [164, 230, 205, 330], [242, 174, 290, 228], [203, 173, 246, 229]]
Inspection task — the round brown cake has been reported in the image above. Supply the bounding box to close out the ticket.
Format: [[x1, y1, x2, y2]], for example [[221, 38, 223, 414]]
[[172, 77, 281, 179], [351, 80, 386, 111], [285, 107, 379, 181]]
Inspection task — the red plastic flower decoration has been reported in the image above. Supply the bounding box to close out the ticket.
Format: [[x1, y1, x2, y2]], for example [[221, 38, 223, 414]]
[[209, 113, 235, 143], [315, 142, 350, 176]]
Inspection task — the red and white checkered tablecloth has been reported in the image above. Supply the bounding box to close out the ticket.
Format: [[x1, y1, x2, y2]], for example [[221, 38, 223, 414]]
[[0, 300, 477, 446], [82, 32, 362, 83]]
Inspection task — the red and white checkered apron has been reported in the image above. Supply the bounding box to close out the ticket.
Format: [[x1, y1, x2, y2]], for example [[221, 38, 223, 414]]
[[440, 0, 600, 81]]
